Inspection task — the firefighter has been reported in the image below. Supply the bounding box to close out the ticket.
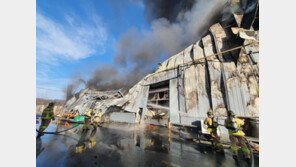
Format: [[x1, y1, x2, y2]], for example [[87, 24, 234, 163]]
[[76, 121, 98, 153], [204, 110, 224, 153], [83, 109, 93, 131], [92, 110, 102, 129], [88, 126, 98, 149], [37, 102, 55, 137], [224, 110, 250, 161]]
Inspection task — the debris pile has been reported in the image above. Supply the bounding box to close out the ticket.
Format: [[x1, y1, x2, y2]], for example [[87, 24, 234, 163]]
[[62, 88, 127, 115]]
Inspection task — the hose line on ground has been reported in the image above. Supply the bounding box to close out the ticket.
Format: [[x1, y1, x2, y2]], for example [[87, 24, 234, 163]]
[[36, 121, 103, 135], [36, 124, 80, 134], [244, 137, 255, 167]]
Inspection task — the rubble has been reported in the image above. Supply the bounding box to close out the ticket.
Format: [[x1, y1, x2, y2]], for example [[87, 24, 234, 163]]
[[62, 88, 127, 115]]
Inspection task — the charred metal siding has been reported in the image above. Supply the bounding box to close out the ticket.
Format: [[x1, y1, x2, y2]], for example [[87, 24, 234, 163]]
[[169, 78, 180, 124], [137, 21, 259, 127]]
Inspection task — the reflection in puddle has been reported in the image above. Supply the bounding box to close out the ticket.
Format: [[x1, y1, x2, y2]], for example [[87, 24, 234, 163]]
[[36, 120, 259, 167]]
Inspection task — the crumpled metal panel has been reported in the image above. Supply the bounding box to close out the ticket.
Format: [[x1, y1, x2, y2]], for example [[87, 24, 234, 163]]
[[183, 44, 194, 64], [139, 86, 149, 108], [183, 64, 199, 116], [155, 59, 169, 72], [230, 0, 245, 27], [169, 78, 180, 124], [62, 88, 126, 115], [140, 86, 149, 121], [113, 79, 148, 115], [115, 98, 128, 107], [163, 57, 175, 71], [210, 23, 249, 117], [63, 96, 76, 109], [237, 49, 259, 116], [227, 78, 249, 116], [124, 83, 142, 112], [239, 30, 257, 41], [209, 23, 226, 38], [202, 34, 227, 116], [232, 27, 258, 42], [233, 13, 243, 27], [166, 52, 183, 70], [175, 52, 185, 68], [131, 88, 143, 113], [110, 112, 136, 123], [184, 40, 212, 119], [177, 69, 187, 117], [143, 70, 177, 85], [155, 45, 192, 73], [193, 41, 211, 116], [126, 85, 149, 117], [182, 40, 211, 119], [244, 31, 259, 68], [233, 29, 259, 117]]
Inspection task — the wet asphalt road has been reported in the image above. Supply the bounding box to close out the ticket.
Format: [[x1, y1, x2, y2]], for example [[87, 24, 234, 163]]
[[36, 116, 259, 167]]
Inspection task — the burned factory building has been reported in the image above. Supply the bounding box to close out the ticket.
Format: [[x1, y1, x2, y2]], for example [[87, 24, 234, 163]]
[[62, 0, 259, 140]]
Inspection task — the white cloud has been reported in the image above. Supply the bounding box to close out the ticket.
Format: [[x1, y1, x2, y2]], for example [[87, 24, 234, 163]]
[[36, 12, 109, 99], [36, 12, 108, 64]]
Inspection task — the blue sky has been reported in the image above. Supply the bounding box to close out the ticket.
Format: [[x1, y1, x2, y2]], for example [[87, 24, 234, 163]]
[[36, 0, 149, 99]]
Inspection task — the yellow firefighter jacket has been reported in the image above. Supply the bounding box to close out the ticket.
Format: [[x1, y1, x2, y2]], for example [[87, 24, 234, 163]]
[[224, 117, 245, 136], [204, 117, 215, 132]]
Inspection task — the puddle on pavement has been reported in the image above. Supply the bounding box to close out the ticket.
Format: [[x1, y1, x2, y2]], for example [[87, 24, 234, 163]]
[[36, 116, 259, 167]]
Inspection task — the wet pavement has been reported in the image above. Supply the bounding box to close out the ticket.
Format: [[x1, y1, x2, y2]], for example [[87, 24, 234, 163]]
[[36, 116, 259, 167]]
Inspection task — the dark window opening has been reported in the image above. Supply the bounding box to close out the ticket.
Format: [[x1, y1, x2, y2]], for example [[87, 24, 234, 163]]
[[146, 80, 170, 126]]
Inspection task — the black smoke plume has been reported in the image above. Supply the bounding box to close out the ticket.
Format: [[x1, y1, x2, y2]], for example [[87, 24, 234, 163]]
[[143, 0, 196, 23], [86, 63, 151, 91], [66, 0, 228, 98], [63, 79, 86, 100], [112, 0, 227, 83]]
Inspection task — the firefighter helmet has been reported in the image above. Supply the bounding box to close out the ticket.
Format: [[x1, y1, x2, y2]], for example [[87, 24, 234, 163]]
[[227, 110, 235, 116], [207, 110, 213, 116], [49, 102, 55, 107]]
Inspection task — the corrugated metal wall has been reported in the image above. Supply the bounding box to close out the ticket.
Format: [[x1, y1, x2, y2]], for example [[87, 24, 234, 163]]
[[133, 21, 259, 127]]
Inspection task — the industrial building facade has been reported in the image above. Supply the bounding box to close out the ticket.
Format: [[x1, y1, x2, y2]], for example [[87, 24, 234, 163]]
[[63, 0, 259, 138]]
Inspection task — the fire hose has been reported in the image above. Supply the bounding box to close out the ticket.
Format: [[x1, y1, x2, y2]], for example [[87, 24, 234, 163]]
[[244, 136, 255, 167], [36, 111, 101, 135], [36, 120, 103, 135], [36, 124, 80, 134]]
